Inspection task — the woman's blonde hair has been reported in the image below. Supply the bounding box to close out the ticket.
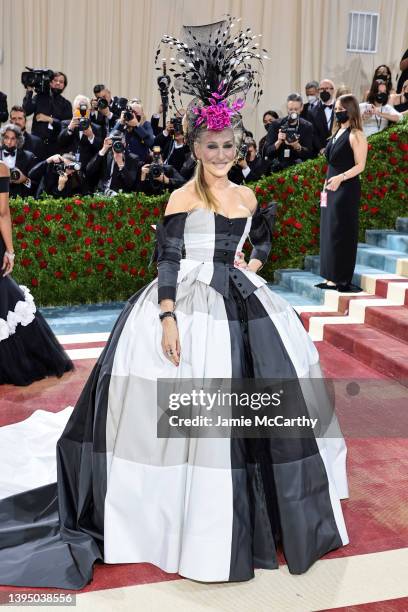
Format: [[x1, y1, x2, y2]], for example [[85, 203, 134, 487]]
[[193, 159, 219, 211]]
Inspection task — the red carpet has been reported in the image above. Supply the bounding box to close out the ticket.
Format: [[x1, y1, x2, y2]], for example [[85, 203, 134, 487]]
[[0, 341, 407, 596]]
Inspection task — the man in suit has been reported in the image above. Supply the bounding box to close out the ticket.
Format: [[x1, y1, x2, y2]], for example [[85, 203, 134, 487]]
[[139, 147, 185, 195], [264, 93, 314, 170], [29, 153, 87, 198], [113, 101, 155, 163], [22, 71, 72, 157], [300, 80, 319, 120], [86, 131, 141, 194], [9, 105, 43, 159], [59, 95, 103, 192], [307, 78, 336, 155], [0, 92, 8, 124], [229, 139, 267, 184], [0, 124, 37, 197], [91, 84, 121, 138]]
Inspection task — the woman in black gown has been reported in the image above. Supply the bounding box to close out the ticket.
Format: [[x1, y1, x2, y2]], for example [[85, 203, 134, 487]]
[[0, 162, 73, 385], [316, 95, 368, 292]]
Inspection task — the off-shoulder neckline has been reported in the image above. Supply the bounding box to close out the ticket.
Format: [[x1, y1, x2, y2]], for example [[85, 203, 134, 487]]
[[187, 207, 253, 221]]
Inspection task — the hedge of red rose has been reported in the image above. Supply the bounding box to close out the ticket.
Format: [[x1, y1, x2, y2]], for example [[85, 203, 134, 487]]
[[9, 120, 408, 306]]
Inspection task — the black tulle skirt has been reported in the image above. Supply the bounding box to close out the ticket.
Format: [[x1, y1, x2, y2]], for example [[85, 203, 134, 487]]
[[0, 241, 73, 386]]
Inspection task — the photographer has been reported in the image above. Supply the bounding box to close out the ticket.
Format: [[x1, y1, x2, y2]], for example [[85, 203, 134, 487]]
[[229, 139, 266, 184], [86, 131, 140, 195], [140, 146, 185, 195], [9, 105, 43, 159], [153, 115, 185, 160], [59, 95, 102, 170], [265, 93, 313, 170], [29, 153, 86, 198], [22, 70, 72, 157], [114, 100, 154, 162], [91, 84, 121, 138], [0, 124, 37, 197], [0, 91, 8, 124]]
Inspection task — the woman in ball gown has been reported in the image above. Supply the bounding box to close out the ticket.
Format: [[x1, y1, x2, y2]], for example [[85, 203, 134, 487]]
[[0, 18, 348, 589], [0, 162, 73, 385], [316, 94, 368, 293]]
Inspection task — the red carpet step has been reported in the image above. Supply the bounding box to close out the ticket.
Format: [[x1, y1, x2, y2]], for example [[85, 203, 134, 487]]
[[365, 305, 408, 343], [323, 324, 408, 382]]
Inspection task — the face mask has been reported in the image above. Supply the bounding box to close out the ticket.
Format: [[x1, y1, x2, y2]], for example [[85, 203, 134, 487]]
[[320, 90, 331, 103], [376, 92, 388, 104], [335, 110, 349, 124], [307, 95, 317, 104], [264, 123, 271, 131], [376, 76, 388, 83]]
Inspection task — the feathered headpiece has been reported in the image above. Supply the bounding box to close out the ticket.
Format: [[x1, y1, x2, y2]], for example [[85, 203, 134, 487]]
[[155, 15, 268, 146]]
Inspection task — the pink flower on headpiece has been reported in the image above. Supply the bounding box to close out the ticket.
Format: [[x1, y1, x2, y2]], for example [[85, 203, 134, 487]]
[[192, 91, 245, 131]]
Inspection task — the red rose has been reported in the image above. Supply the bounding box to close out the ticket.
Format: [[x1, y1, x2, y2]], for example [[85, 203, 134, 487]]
[[153, 207, 160, 216], [271, 254, 279, 262], [130, 267, 137, 276], [389, 157, 398, 166], [370, 207, 379, 214], [58, 233, 67, 243], [84, 251, 92, 261], [309, 206, 317, 215], [97, 237, 105, 246], [293, 175, 299, 182], [312, 226, 319, 234], [106, 237, 113, 243], [85, 267, 93, 275], [139, 268, 146, 277], [367, 143, 372, 150], [32, 210, 41, 220], [115, 222, 123, 230], [31, 278, 39, 287], [117, 246, 124, 254], [48, 246, 57, 255], [74, 199, 84, 205], [106, 271, 113, 279], [277, 177, 285, 184], [70, 272, 78, 281], [322, 164, 328, 173], [45, 214, 53, 221], [96, 263, 105, 271], [389, 132, 399, 142], [294, 221, 302, 230], [23, 205, 30, 213], [140, 248, 148, 258], [267, 184, 275, 191], [134, 227, 142, 235], [39, 260, 48, 269], [367, 194, 373, 200], [36, 250, 43, 259], [399, 143, 408, 152], [144, 234, 151, 242], [125, 241, 135, 250], [361, 204, 369, 211], [21, 241, 28, 249], [117, 210, 123, 217], [25, 224, 34, 232], [55, 214, 62, 221], [55, 271, 63, 279], [65, 204, 73, 212], [64, 223, 72, 231], [302, 179, 310, 187], [299, 245, 307, 253], [76, 229, 82, 237], [84, 237, 92, 245], [303, 194, 309, 201], [13, 215, 25, 225], [97, 249, 105, 257], [109, 254, 116, 261], [366, 174, 374, 182], [120, 263, 129, 272], [128, 218, 136, 226], [107, 212, 114, 221], [16, 231, 24, 239], [21, 257, 32, 268], [287, 186, 295, 194], [33, 238, 41, 246]]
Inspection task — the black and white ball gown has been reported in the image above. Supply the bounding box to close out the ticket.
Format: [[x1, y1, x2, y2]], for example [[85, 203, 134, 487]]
[[0, 177, 73, 385], [0, 203, 349, 588]]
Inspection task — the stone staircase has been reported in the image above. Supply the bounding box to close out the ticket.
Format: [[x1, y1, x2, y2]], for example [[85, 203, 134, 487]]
[[270, 217, 408, 382]]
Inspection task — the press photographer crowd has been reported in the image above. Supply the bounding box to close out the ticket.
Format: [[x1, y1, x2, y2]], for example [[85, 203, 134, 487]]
[[0, 53, 407, 199]]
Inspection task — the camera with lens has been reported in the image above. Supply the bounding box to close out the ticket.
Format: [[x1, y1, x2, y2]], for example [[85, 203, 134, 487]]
[[170, 117, 183, 134], [78, 104, 91, 131], [281, 112, 300, 144], [110, 132, 125, 154], [237, 142, 248, 161], [54, 161, 81, 176], [149, 146, 163, 179], [97, 97, 109, 111], [21, 67, 54, 94], [10, 168, 21, 182]]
